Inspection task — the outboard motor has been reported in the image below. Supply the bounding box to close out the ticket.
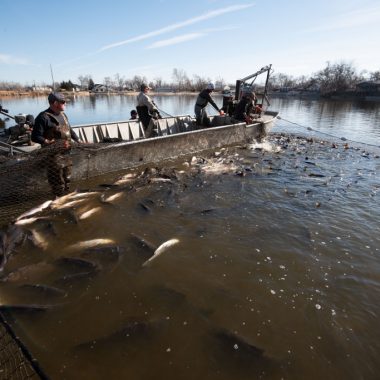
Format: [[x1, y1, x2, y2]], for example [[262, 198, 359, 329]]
[[0, 105, 35, 145]]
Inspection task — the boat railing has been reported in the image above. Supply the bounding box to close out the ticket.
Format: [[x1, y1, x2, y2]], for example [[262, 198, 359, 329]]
[[0, 140, 30, 155], [72, 115, 195, 144]]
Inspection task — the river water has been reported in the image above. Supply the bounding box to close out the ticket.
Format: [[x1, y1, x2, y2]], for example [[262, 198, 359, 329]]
[[0, 95, 379, 380]]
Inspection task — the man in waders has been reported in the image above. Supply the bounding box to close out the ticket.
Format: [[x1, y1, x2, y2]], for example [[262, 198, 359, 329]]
[[32, 93, 81, 197], [194, 83, 224, 127], [136, 84, 161, 137]]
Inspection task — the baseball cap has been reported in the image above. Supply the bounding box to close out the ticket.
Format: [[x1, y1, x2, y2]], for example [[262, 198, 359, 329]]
[[48, 92, 67, 104]]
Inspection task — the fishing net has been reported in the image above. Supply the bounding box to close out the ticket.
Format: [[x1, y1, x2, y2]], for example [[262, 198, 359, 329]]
[[0, 314, 45, 380], [0, 116, 201, 226]]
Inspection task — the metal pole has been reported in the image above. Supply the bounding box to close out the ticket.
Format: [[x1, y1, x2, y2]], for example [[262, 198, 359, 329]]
[[50, 64, 55, 91]]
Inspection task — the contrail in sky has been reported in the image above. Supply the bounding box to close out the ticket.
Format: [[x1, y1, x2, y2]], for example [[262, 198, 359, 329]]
[[146, 33, 205, 49], [99, 3, 254, 52]]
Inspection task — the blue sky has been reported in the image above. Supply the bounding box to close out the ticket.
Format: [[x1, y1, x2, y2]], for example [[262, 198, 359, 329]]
[[1, 0, 380, 85]]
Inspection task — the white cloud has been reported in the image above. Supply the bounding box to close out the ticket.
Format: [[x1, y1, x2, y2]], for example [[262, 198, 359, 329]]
[[99, 3, 254, 52], [0, 54, 28, 65], [147, 33, 204, 49]]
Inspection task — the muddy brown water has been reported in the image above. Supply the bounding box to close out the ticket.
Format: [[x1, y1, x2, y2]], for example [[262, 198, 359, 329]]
[[0, 134, 379, 379]]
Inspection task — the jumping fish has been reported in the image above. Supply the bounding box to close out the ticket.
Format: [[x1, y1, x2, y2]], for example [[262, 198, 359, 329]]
[[142, 238, 179, 267], [65, 239, 115, 252], [79, 207, 102, 220], [16, 200, 53, 221]]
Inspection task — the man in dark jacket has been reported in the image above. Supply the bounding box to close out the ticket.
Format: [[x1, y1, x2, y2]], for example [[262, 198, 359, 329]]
[[194, 83, 224, 127], [233, 89, 262, 124], [32, 92, 81, 196]]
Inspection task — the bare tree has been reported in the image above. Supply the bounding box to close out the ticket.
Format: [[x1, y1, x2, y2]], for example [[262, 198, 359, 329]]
[[191, 75, 209, 92], [314, 61, 361, 93], [214, 76, 226, 90], [114, 73, 125, 91], [131, 75, 147, 90], [370, 70, 380, 81], [172, 68, 189, 91], [103, 76, 112, 89], [78, 75, 92, 90]]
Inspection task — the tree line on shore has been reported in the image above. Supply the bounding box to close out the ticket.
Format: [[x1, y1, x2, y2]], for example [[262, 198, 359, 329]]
[[1, 62, 379, 94]]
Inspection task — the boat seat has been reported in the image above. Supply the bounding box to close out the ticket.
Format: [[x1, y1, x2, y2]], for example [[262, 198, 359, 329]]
[[80, 126, 101, 143], [129, 121, 144, 140], [157, 119, 169, 136], [118, 122, 131, 141], [104, 123, 121, 139], [167, 118, 179, 134]]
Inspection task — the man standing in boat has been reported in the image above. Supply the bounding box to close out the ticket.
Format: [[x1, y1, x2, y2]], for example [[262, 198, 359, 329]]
[[194, 83, 224, 127], [136, 84, 161, 137], [32, 92, 81, 197], [233, 88, 262, 124]]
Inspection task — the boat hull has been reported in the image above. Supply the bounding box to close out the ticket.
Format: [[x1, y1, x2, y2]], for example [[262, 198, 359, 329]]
[[71, 113, 278, 180]]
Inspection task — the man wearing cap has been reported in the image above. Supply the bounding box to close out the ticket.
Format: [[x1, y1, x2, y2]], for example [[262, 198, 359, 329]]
[[194, 83, 224, 127], [136, 84, 161, 137], [32, 92, 81, 197]]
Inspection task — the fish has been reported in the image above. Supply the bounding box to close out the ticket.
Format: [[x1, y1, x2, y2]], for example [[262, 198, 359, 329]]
[[64, 239, 116, 252], [19, 284, 67, 298], [0, 226, 26, 271], [54, 271, 97, 285], [54, 257, 101, 272], [15, 217, 41, 226], [114, 173, 138, 186], [142, 238, 180, 267], [130, 233, 157, 252], [51, 191, 78, 206], [212, 328, 264, 359], [15, 200, 53, 221], [74, 318, 164, 351], [68, 191, 100, 200], [0, 304, 56, 314], [138, 202, 152, 213], [79, 207, 102, 220], [28, 229, 49, 250], [51, 198, 87, 210], [149, 178, 172, 183], [102, 192, 124, 203], [1, 262, 55, 283], [81, 245, 123, 263]]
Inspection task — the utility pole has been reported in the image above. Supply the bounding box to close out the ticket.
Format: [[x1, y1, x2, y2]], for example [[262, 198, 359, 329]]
[[50, 64, 55, 91]]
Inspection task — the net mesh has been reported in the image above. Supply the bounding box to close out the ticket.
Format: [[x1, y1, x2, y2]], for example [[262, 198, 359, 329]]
[[0, 115, 200, 226], [0, 142, 122, 226], [0, 314, 43, 380]]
